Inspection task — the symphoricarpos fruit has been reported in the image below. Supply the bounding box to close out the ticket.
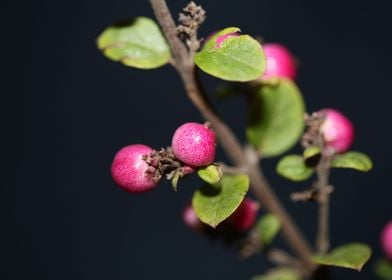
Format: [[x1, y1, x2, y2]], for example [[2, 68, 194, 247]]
[[320, 108, 354, 153], [182, 203, 204, 231], [171, 122, 216, 167], [381, 221, 392, 261], [262, 43, 297, 80], [111, 144, 158, 193], [229, 198, 259, 232]]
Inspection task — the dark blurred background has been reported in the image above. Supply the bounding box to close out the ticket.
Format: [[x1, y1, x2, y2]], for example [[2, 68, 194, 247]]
[[2, 0, 391, 279]]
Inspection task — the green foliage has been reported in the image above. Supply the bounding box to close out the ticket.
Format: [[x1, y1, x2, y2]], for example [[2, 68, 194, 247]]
[[246, 79, 305, 157], [97, 17, 170, 69], [276, 155, 313, 181], [312, 243, 372, 271], [251, 267, 300, 280], [197, 165, 222, 185], [303, 146, 321, 167], [375, 259, 392, 280], [194, 27, 266, 81], [331, 151, 373, 172], [256, 214, 281, 247], [192, 174, 249, 228]]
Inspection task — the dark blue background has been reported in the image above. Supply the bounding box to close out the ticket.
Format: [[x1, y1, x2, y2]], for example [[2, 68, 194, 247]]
[[2, 0, 391, 279]]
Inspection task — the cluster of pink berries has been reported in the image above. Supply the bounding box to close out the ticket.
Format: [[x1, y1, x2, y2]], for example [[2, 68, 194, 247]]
[[111, 122, 216, 193], [212, 33, 355, 154], [257, 40, 354, 153], [183, 198, 259, 233]]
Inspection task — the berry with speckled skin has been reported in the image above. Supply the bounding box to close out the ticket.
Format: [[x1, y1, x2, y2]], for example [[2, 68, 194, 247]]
[[229, 198, 259, 232], [381, 221, 392, 261], [320, 108, 354, 154], [171, 122, 216, 167], [262, 43, 297, 80], [111, 144, 157, 193], [182, 203, 204, 231]]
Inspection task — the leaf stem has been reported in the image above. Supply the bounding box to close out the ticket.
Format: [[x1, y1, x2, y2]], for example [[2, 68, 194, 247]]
[[149, 0, 315, 272]]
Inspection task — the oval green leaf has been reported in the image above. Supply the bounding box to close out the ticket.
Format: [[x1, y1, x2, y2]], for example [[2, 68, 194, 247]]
[[197, 164, 222, 185], [312, 243, 372, 271], [194, 27, 266, 81], [375, 259, 392, 280], [331, 151, 373, 172], [246, 79, 305, 157], [303, 146, 322, 167], [97, 17, 170, 69], [257, 214, 281, 247], [251, 268, 300, 280], [276, 155, 313, 181], [192, 174, 249, 228]]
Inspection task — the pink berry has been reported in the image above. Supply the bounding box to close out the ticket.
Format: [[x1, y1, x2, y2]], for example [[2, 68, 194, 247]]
[[111, 144, 157, 193], [381, 221, 392, 261], [171, 122, 216, 167], [215, 32, 239, 48], [182, 203, 204, 231], [320, 108, 354, 153], [229, 198, 259, 232], [262, 43, 297, 80]]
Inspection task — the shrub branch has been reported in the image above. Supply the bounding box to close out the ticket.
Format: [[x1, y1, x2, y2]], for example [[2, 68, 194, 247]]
[[149, 0, 315, 272]]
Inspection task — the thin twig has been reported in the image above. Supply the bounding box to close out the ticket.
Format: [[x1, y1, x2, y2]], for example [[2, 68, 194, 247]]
[[149, 0, 315, 272], [267, 248, 304, 270], [315, 153, 333, 254]]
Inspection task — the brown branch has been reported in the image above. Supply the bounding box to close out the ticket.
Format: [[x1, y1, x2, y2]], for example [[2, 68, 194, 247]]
[[149, 0, 315, 272], [315, 153, 333, 254]]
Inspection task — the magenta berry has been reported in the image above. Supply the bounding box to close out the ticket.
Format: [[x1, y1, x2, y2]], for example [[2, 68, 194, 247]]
[[229, 198, 259, 232], [320, 108, 354, 154], [381, 221, 392, 261], [171, 122, 216, 167], [111, 144, 157, 193], [182, 203, 204, 231], [262, 43, 297, 80]]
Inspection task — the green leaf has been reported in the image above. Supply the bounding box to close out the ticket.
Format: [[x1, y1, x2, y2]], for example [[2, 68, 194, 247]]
[[170, 172, 181, 191], [251, 267, 300, 280], [246, 79, 305, 157], [192, 174, 249, 228], [194, 27, 266, 81], [256, 214, 281, 247], [97, 17, 170, 69], [312, 243, 372, 271], [375, 259, 392, 280], [276, 155, 313, 181], [331, 151, 373, 172], [197, 165, 223, 185], [303, 146, 321, 167]]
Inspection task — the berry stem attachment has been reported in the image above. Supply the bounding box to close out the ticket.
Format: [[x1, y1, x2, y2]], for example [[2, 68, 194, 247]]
[[149, 0, 315, 272]]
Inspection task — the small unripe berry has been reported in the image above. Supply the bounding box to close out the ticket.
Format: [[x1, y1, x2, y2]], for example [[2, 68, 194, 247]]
[[262, 43, 297, 80], [171, 122, 216, 167], [111, 144, 157, 193], [320, 108, 354, 153], [229, 198, 259, 232], [381, 221, 392, 261], [182, 203, 204, 231]]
